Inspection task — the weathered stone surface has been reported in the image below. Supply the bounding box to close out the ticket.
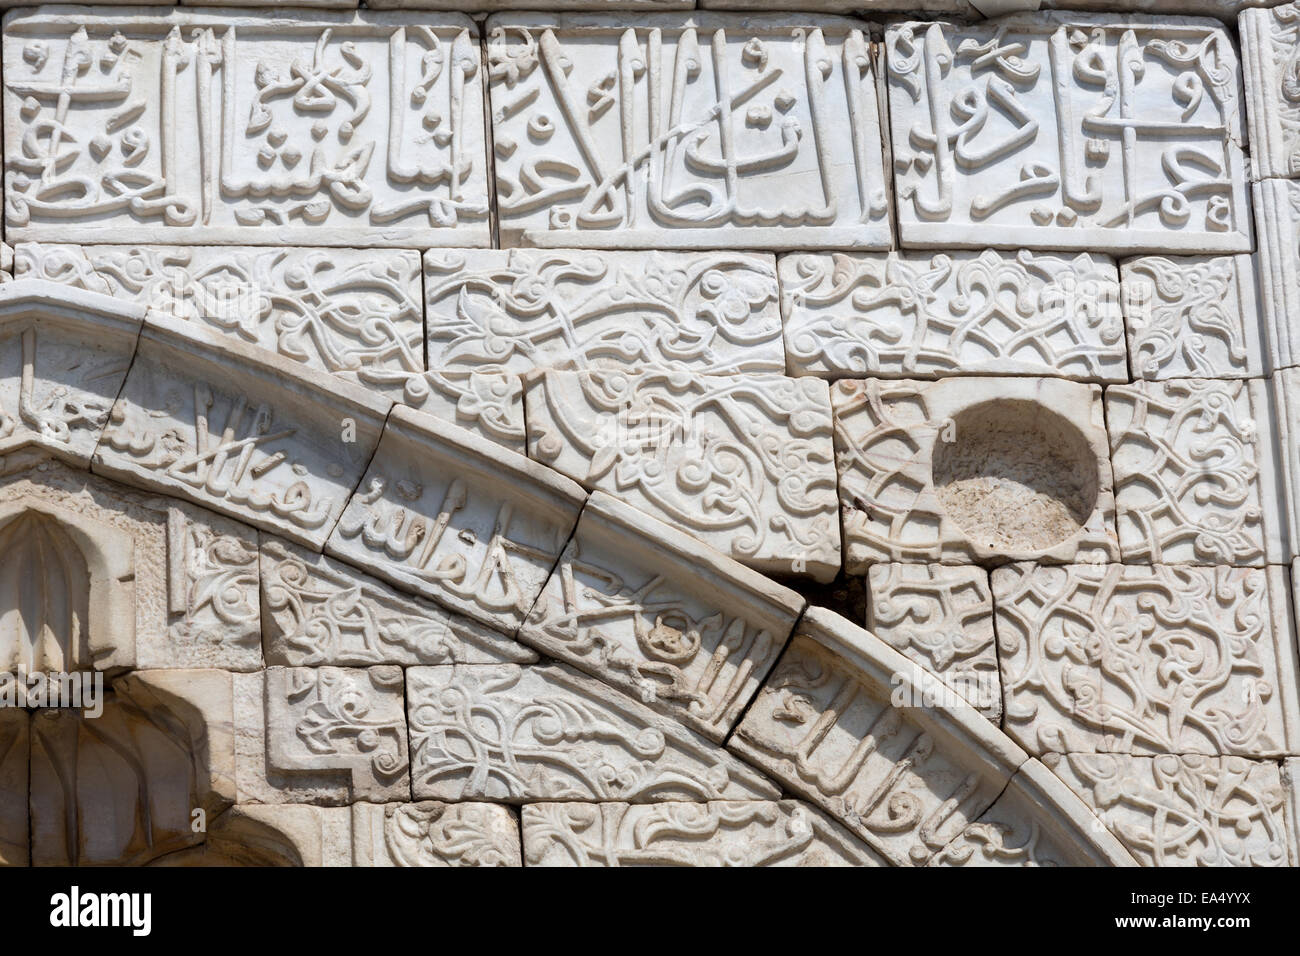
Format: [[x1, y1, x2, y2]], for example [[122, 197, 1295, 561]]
[[390, 371, 528, 454], [525, 370, 841, 581], [1267, 369, 1300, 558], [352, 802, 522, 866], [261, 537, 536, 667], [885, 13, 1251, 253], [487, 13, 891, 250], [2, 9, 489, 246], [375, 0, 692, 8], [1286, 758, 1300, 867], [520, 491, 803, 741], [207, 801, 521, 866], [932, 758, 1137, 867], [0, 457, 264, 673], [328, 405, 586, 633], [424, 249, 784, 375], [157, 504, 261, 671], [522, 800, 886, 866], [865, 563, 1000, 720], [833, 376, 1119, 569], [14, 243, 424, 391], [96, 311, 390, 549], [1048, 753, 1293, 866], [30, 670, 235, 866], [780, 250, 1126, 381], [1241, 3, 1300, 180], [995, 563, 1300, 756], [1255, 179, 1300, 370], [1120, 254, 1267, 380], [0, 280, 143, 467], [407, 662, 780, 803], [264, 666, 409, 803], [1105, 378, 1284, 565], [0, 709, 28, 867], [732, 606, 1027, 866]]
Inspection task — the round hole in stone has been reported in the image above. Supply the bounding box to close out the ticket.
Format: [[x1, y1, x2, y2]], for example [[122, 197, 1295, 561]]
[[930, 399, 1098, 554]]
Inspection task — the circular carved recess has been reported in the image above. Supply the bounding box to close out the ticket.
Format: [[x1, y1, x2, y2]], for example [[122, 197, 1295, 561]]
[[931, 399, 1098, 554]]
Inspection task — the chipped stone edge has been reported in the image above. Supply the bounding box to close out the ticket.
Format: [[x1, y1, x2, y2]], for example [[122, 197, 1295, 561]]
[[518, 489, 807, 741]]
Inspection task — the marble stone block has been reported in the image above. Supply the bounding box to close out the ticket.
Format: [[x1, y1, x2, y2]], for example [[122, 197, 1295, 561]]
[[833, 376, 1119, 569], [407, 662, 781, 803], [424, 248, 784, 376], [525, 370, 841, 581], [994, 563, 1300, 756], [1120, 254, 1267, 379], [327, 405, 586, 634], [1105, 378, 1285, 565], [520, 491, 804, 741], [886, 13, 1252, 253], [522, 800, 886, 866], [487, 13, 892, 250], [780, 250, 1126, 381], [1240, 2, 1300, 180], [2, 8, 490, 246], [95, 312, 390, 549]]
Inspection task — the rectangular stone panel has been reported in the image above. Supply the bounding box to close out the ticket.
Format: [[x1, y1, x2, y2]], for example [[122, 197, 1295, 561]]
[[327, 405, 587, 634], [885, 13, 1252, 253], [13, 243, 424, 389], [522, 800, 886, 866], [1240, 3, 1300, 180], [1048, 753, 1293, 867], [424, 248, 784, 375], [3, 8, 489, 246], [994, 563, 1300, 757], [779, 249, 1126, 381], [264, 666, 409, 803], [486, 13, 892, 250], [832, 376, 1119, 569], [524, 370, 841, 581], [520, 491, 804, 741], [1105, 378, 1285, 565], [1120, 253, 1267, 379], [261, 537, 537, 667], [407, 662, 780, 803]]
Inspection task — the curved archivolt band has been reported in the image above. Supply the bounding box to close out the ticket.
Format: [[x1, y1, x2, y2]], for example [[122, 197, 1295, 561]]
[[0, 279, 1135, 867]]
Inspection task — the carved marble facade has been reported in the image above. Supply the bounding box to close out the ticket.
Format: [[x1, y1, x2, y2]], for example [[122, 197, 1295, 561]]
[[0, 1, 1297, 872]]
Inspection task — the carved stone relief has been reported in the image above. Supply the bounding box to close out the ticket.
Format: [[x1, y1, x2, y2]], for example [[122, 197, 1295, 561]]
[[328, 405, 586, 633], [525, 370, 841, 580], [407, 662, 781, 803], [1120, 254, 1267, 380], [886, 13, 1251, 253], [261, 537, 535, 667], [994, 563, 1300, 756], [865, 563, 1000, 720], [96, 312, 390, 549], [520, 490, 804, 740], [833, 376, 1119, 568], [1241, 2, 1300, 180], [0, 710, 28, 867], [425, 248, 784, 376], [0, 280, 142, 467], [522, 800, 887, 866], [2, 9, 490, 246], [1105, 378, 1285, 565], [487, 14, 891, 249], [732, 607, 1028, 866], [13, 243, 424, 391], [264, 666, 409, 803], [1047, 752, 1294, 867], [780, 250, 1127, 381]]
